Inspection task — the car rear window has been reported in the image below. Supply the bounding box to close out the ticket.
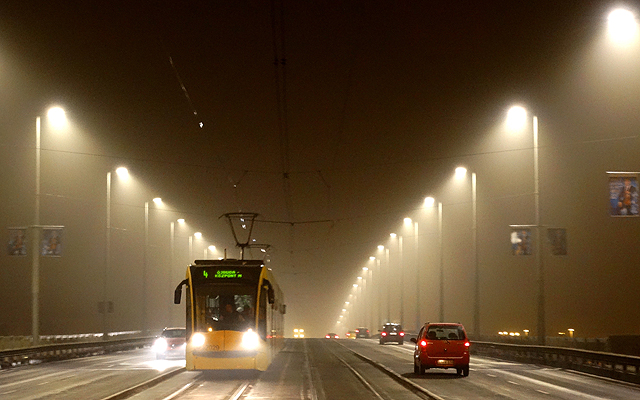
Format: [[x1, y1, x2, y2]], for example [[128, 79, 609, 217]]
[[426, 325, 465, 340], [384, 325, 402, 332]]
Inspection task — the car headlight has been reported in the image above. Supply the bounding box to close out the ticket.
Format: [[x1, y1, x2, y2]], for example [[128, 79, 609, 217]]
[[191, 333, 205, 347], [242, 329, 260, 350], [153, 338, 168, 352]]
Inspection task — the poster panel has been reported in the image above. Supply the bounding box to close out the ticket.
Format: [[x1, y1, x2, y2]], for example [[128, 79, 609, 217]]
[[7, 228, 27, 256], [510, 228, 532, 255], [41, 227, 63, 257], [608, 173, 639, 216], [547, 228, 567, 256]]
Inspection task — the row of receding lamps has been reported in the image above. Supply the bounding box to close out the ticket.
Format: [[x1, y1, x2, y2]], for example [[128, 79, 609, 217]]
[[30, 107, 220, 342], [335, 6, 640, 336]]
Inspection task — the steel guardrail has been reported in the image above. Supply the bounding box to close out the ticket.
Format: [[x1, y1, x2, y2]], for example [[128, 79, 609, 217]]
[[0, 337, 154, 369], [472, 341, 640, 384]]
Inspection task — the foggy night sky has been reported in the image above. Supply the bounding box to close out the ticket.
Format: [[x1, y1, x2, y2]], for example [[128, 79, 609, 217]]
[[1, 0, 640, 339]]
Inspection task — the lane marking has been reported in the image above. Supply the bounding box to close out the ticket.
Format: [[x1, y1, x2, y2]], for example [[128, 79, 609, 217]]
[[229, 381, 250, 400], [162, 382, 193, 400], [507, 380, 520, 385], [536, 389, 550, 395]]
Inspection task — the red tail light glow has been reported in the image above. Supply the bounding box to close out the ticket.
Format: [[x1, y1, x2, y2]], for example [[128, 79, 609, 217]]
[[399, 332, 405, 336], [355, 329, 359, 333], [381, 332, 387, 336], [420, 340, 428, 347], [464, 341, 470, 347], [325, 335, 330, 338]]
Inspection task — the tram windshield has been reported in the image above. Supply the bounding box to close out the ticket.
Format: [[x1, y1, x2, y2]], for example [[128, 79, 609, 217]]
[[195, 285, 256, 332]]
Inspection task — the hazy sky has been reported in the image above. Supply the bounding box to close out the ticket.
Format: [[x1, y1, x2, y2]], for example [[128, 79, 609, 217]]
[[1, 1, 639, 338]]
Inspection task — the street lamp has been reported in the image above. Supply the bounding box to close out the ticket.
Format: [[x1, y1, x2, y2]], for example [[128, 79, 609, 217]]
[[31, 107, 67, 345], [506, 106, 545, 345], [424, 196, 444, 322], [143, 197, 162, 335], [104, 166, 129, 340], [189, 232, 202, 261], [607, 8, 639, 46], [455, 167, 479, 336]]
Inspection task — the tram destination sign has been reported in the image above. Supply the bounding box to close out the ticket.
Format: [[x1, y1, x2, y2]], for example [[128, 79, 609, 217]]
[[190, 266, 261, 284]]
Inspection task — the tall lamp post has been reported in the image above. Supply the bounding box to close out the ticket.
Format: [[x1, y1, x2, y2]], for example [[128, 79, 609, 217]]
[[104, 166, 129, 340], [143, 197, 162, 335], [423, 196, 444, 322], [507, 106, 545, 344], [455, 167, 479, 336], [31, 107, 66, 345]]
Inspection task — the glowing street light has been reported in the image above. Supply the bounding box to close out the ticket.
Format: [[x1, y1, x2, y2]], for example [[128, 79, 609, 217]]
[[607, 8, 639, 45]]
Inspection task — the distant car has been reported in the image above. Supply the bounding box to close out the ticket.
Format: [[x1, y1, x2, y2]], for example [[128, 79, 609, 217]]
[[293, 328, 305, 338], [411, 322, 470, 376], [355, 328, 371, 338], [346, 330, 357, 339], [153, 327, 186, 360], [379, 323, 404, 345], [325, 332, 339, 339]]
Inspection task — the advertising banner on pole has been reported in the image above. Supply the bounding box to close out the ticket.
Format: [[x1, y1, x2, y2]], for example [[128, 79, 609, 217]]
[[41, 227, 63, 257], [608, 172, 639, 217], [510, 228, 532, 255], [547, 228, 567, 256], [7, 228, 27, 256]]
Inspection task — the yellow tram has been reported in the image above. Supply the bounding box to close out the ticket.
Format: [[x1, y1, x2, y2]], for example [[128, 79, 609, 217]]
[[174, 259, 285, 371]]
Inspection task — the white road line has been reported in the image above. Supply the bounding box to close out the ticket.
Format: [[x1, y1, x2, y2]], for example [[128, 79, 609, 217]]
[[536, 389, 550, 395], [487, 374, 497, 378], [229, 381, 251, 400], [507, 380, 520, 385], [161, 382, 193, 400]]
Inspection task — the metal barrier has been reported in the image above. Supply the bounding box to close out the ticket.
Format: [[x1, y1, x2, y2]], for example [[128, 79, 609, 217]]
[[0, 336, 153, 369], [472, 341, 640, 384]]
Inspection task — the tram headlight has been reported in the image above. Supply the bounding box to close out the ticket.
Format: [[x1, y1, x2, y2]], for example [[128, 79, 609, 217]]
[[242, 329, 260, 350], [191, 333, 206, 348]]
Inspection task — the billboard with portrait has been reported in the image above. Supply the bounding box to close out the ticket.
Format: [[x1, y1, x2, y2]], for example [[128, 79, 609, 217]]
[[609, 173, 639, 217]]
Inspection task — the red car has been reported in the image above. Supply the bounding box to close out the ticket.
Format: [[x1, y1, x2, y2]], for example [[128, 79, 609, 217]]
[[153, 327, 186, 360], [411, 323, 470, 376]]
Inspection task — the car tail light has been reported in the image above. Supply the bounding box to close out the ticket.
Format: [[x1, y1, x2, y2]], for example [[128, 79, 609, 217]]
[[420, 340, 428, 347], [366, 329, 370, 333], [334, 335, 339, 339], [381, 332, 387, 336], [355, 329, 359, 333], [464, 341, 470, 347], [399, 332, 405, 336], [325, 335, 330, 338]]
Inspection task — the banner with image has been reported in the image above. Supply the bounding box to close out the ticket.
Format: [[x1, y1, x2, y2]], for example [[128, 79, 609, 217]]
[[609, 173, 639, 217], [547, 228, 567, 256], [41, 227, 63, 257], [510, 228, 532, 255], [7, 228, 27, 256]]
